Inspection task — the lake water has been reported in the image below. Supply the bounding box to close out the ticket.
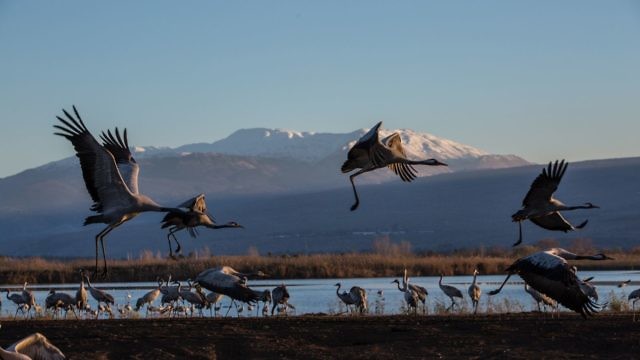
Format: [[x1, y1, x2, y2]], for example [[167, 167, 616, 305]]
[[2, 270, 639, 318]]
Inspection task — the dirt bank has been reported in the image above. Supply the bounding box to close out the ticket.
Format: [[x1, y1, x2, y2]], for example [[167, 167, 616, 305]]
[[1, 313, 639, 359]]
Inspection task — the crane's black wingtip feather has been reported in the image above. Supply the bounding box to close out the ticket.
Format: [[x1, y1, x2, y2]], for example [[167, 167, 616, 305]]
[[576, 220, 588, 229]]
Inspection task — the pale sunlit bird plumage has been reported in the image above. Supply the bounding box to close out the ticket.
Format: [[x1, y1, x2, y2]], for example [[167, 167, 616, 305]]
[[334, 283, 368, 314], [53, 106, 183, 275], [488, 248, 611, 318], [194, 266, 265, 305], [0, 331, 65, 360], [468, 269, 481, 315]]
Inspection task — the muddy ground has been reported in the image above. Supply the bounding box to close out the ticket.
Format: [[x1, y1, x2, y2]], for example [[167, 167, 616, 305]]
[[1, 313, 639, 359]]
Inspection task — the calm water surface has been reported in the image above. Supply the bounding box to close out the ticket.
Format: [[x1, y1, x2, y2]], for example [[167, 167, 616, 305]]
[[2, 270, 639, 318]]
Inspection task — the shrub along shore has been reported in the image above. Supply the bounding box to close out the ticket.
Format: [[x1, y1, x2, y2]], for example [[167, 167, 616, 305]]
[[1, 243, 639, 284]]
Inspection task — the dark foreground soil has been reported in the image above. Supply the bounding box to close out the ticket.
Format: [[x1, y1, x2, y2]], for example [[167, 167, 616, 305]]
[[2, 313, 640, 359]]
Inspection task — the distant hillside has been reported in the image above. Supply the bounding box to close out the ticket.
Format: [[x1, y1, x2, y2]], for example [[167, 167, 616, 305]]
[[0, 157, 638, 258]]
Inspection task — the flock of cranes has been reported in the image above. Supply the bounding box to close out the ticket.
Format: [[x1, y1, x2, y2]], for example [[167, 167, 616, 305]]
[[49, 108, 632, 316], [0, 106, 619, 358], [3, 262, 640, 359], [54, 107, 244, 275]]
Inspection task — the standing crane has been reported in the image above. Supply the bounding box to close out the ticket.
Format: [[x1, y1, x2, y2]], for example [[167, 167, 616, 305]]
[[401, 269, 428, 314], [468, 269, 481, 315], [176, 281, 208, 317], [334, 283, 367, 314], [4, 289, 28, 320], [488, 248, 611, 318], [392, 279, 419, 314], [0, 331, 65, 360], [76, 270, 88, 314], [511, 160, 599, 246], [524, 283, 557, 314], [160, 194, 243, 258], [439, 274, 463, 311], [135, 278, 163, 314], [628, 288, 640, 321], [341, 121, 447, 211], [21, 282, 36, 319], [83, 270, 115, 317], [159, 275, 181, 307], [45, 289, 78, 319], [249, 289, 271, 316], [271, 284, 292, 316], [54, 106, 182, 275]]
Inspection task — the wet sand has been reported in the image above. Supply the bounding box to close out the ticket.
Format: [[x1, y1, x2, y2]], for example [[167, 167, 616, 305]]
[[1, 313, 639, 359]]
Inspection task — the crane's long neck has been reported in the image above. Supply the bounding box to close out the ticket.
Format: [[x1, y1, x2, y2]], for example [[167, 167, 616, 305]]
[[402, 158, 445, 166], [574, 254, 608, 261], [207, 224, 237, 229], [439, 275, 443, 286], [335, 284, 341, 296], [557, 204, 593, 211], [472, 273, 478, 285], [85, 275, 93, 289], [394, 281, 404, 292]]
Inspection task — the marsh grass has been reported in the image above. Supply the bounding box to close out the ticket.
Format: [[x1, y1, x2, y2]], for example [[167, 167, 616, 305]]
[[607, 290, 631, 312], [1, 245, 639, 284]]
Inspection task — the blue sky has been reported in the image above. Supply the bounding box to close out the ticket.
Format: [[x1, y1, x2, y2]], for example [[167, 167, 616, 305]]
[[0, 1, 638, 178]]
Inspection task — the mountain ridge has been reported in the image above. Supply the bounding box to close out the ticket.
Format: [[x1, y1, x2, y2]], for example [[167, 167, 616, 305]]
[[0, 156, 638, 257]]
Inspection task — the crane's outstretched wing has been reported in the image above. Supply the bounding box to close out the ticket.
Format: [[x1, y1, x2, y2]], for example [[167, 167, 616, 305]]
[[514, 252, 602, 318], [341, 122, 383, 173], [54, 106, 135, 213], [381, 132, 417, 182], [195, 268, 259, 303], [100, 128, 140, 195], [530, 212, 588, 232], [354, 121, 382, 149], [179, 194, 215, 221], [523, 160, 568, 206], [7, 332, 65, 359], [519, 266, 602, 318]]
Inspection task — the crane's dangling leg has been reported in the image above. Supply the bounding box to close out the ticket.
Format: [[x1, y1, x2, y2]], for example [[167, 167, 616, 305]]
[[513, 221, 523, 247], [166, 229, 182, 259], [488, 273, 513, 296], [173, 232, 182, 255], [349, 169, 367, 211], [95, 225, 115, 276], [166, 232, 174, 259]]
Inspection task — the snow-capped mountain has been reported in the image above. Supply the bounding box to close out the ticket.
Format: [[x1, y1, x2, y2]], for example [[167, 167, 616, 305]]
[[134, 125, 505, 164]]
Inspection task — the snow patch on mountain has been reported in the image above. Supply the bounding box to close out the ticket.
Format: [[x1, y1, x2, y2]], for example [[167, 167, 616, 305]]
[[134, 125, 492, 162]]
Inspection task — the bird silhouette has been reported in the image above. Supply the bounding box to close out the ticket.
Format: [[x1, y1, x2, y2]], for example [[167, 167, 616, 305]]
[[511, 160, 599, 246], [54, 106, 182, 275], [161, 194, 243, 258], [341, 121, 447, 210]]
